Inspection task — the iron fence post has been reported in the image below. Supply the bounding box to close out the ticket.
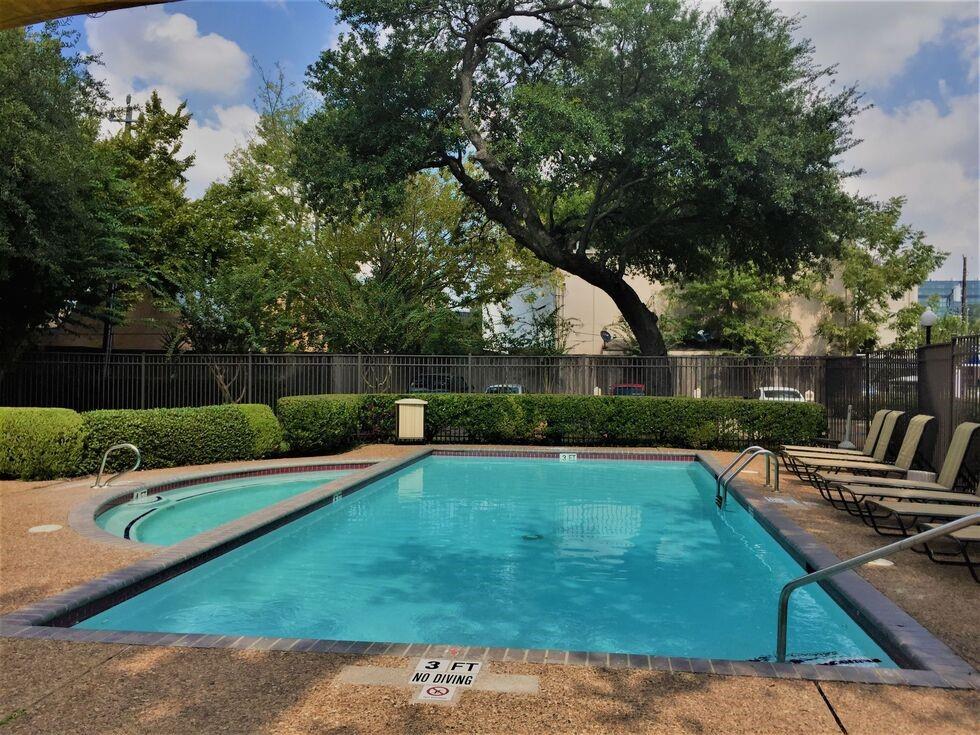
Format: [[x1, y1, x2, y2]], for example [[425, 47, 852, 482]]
[[247, 353, 254, 403], [140, 353, 146, 409]]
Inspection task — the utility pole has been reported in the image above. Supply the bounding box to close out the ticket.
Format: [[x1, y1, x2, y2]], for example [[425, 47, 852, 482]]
[[102, 95, 135, 377]]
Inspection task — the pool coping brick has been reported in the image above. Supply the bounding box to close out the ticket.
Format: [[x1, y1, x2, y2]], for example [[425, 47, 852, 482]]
[[1, 446, 976, 690]]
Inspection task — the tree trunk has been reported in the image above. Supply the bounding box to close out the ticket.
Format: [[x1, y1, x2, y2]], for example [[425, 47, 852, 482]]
[[602, 278, 668, 356]]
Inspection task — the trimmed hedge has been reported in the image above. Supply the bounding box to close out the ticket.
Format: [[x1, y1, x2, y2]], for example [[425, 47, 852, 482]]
[[277, 393, 827, 453], [81, 404, 284, 472], [0, 408, 86, 480], [277, 394, 361, 454], [237, 403, 285, 458]]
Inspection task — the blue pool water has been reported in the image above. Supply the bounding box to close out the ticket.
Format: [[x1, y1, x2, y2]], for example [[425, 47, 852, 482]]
[[79, 456, 894, 665], [96, 470, 352, 545]]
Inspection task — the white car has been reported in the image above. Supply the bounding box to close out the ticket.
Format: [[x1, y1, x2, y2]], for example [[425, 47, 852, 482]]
[[755, 386, 806, 402], [485, 384, 524, 394]]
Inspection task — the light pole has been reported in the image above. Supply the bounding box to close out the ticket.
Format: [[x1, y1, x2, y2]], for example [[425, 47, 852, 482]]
[[920, 308, 938, 345]]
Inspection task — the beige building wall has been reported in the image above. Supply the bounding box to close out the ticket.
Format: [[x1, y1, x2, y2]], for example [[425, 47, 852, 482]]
[[38, 298, 176, 351], [557, 272, 917, 356]]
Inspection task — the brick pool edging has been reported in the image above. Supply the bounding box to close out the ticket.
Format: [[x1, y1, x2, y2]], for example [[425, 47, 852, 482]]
[[0, 446, 976, 691], [696, 452, 977, 688], [68, 459, 380, 549]]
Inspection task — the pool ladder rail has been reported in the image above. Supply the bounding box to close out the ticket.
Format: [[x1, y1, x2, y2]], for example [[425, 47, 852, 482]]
[[92, 443, 141, 488], [715, 446, 779, 508], [776, 511, 980, 662]]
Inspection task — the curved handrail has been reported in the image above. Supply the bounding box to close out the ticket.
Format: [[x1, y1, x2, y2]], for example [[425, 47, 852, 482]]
[[775, 512, 980, 662], [716, 446, 765, 494], [716, 448, 779, 508], [92, 443, 141, 488]]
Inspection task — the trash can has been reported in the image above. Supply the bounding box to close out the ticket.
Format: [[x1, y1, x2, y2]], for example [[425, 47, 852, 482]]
[[395, 398, 427, 443]]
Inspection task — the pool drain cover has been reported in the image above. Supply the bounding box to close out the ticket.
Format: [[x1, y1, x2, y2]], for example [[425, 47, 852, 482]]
[[522, 533, 543, 541]]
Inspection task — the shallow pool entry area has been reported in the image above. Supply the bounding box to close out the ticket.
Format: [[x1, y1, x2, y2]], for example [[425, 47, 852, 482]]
[[96, 469, 353, 545], [77, 456, 894, 666]]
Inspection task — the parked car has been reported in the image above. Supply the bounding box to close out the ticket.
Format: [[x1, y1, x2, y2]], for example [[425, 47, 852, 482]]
[[610, 383, 646, 396], [754, 386, 806, 402], [408, 374, 470, 393], [866, 375, 917, 400], [485, 384, 524, 394]]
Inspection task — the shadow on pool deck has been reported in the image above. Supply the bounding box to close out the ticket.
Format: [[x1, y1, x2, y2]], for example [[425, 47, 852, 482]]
[[3, 638, 977, 734], [0, 445, 977, 733]]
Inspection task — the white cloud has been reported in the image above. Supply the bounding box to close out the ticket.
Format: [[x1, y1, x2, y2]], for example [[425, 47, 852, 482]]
[[780, 2, 975, 87], [183, 105, 261, 198], [844, 95, 979, 278], [955, 15, 979, 81], [696, 2, 977, 89], [86, 7, 251, 97], [85, 7, 258, 198]]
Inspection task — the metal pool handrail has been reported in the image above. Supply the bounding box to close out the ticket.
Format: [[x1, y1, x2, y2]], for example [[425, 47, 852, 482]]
[[715, 447, 779, 508], [716, 446, 764, 498], [92, 443, 141, 488], [775, 512, 980, 662]]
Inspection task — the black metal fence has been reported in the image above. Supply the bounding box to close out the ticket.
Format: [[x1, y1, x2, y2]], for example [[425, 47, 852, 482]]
[[0, 352, 826, 410], [2, 339, 979, 464]]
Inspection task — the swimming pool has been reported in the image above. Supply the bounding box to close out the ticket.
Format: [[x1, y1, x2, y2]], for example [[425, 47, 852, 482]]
[[96, 469, 354, 545], [76, 455, 893, 666]]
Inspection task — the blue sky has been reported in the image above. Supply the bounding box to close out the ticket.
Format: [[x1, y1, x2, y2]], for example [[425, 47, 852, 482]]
[[60, 1, 978, 279]]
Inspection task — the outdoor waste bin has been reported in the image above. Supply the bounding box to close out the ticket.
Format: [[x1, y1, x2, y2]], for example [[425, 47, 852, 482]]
[[395, 398, 427, 443]]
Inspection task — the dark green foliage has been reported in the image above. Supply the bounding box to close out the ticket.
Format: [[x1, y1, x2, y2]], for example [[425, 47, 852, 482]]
[[276, 395, 362, 454], [0, 25, 134, 365], [0, 408, 86, 480], [297, 0, 863, 354], [276, 393, 826, 453], [81, 404, 283, 472], [236, 403, 285, 458]]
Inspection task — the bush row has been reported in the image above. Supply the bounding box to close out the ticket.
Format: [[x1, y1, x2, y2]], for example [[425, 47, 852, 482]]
[[277, 393, 827, 453], [2, 394, 826, 480], [0, 404, 283, 480]]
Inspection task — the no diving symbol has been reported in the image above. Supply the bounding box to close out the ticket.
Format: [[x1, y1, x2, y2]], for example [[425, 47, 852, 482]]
[[419, 684, 456, 702], [418, 683, 456, 702]]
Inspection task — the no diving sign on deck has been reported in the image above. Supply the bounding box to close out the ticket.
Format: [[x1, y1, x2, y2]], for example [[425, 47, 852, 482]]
[[411, 658, 482, 703], [412, 658, 482, 686]]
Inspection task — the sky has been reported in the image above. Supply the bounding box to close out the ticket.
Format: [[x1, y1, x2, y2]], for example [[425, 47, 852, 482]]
[[57, 0, 979, 280]]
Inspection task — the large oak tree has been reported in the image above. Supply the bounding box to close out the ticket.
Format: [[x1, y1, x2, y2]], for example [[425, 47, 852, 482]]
[[295, 0, 861, 357]]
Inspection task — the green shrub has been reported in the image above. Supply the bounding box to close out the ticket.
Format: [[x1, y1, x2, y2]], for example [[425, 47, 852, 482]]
[[0, 408, 86, 480], [81, 404, 275, 472], [237, 403, 285, 457], [277, 394, 361, 454], [275, 393, 826, 453]]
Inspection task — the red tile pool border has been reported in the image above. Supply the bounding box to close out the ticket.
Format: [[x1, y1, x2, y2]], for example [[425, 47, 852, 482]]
[[432, 448, 696, 462], [2, 446, 976, 690]]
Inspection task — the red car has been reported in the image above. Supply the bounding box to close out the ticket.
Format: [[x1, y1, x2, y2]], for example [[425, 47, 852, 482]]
[[610, 383, 645, 396]]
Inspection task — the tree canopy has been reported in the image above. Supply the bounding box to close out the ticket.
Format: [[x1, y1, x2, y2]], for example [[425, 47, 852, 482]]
[[0, 24, 132, 366], [660, 266, 800, 355], [295, 0, 862, 356], [814, 197, 946, 354], [169, 70, 549, 356]]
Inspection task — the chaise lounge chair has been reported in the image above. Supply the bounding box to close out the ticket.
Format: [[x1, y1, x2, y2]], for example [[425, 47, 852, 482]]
[[782, 409, 891, 457], [816, 422, 980, 512], [916, 521, 980, 583], [782, 411, 904, 482], [863, 495, 980, 536], [787, 413, 931, 488]]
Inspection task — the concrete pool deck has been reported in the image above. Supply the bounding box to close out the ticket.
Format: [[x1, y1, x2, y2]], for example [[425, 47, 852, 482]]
[[1, 445, 978, 733]]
